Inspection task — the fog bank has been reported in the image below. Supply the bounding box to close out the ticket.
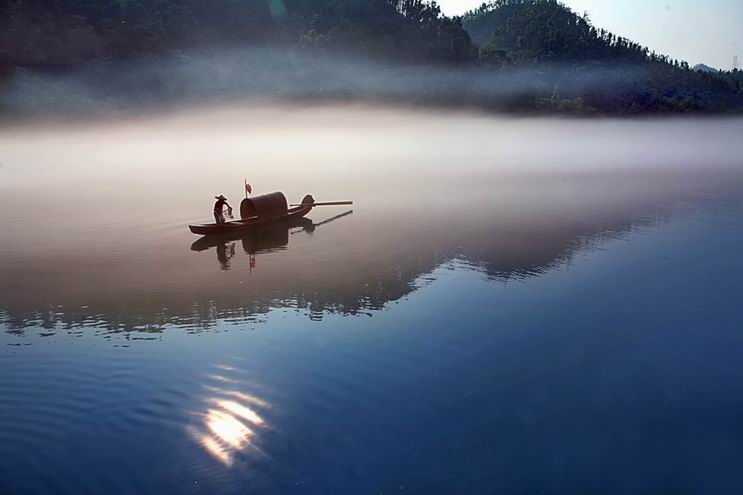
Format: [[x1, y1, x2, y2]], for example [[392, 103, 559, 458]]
[[1, 46, 651, 119]]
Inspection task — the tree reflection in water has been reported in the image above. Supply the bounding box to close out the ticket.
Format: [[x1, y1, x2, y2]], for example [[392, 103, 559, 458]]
[[3, 157, 743, 336]]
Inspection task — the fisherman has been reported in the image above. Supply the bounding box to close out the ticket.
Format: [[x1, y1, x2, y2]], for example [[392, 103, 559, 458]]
[[213, 195, 232, 224]]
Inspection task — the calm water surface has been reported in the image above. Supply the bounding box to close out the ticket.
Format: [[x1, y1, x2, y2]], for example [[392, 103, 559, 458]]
[[2, 106, 743, 494]]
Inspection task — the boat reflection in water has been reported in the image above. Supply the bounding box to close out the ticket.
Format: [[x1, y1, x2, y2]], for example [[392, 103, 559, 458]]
[[187, 364, 271, 467], [3, 141, 743, 335], [190, 211, 353, 271]]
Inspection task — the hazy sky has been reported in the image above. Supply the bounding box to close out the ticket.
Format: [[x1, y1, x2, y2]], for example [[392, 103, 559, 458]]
[[438, 0, 742, 69]]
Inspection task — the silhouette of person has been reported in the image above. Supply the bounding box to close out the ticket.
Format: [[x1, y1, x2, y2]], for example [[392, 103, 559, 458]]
[[213, 195, 232, 224]]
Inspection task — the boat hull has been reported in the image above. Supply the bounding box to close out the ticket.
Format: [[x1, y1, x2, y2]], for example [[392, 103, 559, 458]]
[[190, 217, 312, 252], [189, 205, 312, 236]]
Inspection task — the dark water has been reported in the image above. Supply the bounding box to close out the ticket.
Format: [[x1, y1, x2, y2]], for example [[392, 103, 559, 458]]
[[2, 107, 743, 494]]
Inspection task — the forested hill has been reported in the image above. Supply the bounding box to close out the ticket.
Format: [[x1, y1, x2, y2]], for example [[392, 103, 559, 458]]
[[0, 0, 473, 71], [465, 0, 673, 66], [1, 0, 742, 115], [462, 0, 743, 113]]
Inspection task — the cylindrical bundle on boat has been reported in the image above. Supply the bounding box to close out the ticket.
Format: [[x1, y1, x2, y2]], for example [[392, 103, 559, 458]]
[[240, 192, 288, 220]]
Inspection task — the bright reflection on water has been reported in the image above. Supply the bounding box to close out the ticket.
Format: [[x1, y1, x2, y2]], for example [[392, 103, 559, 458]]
[[2, 106, 743, 494], [188, 367, 268, 467]]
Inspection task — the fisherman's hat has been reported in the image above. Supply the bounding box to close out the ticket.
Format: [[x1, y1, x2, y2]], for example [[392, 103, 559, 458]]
[[215, 195, 227, 200]]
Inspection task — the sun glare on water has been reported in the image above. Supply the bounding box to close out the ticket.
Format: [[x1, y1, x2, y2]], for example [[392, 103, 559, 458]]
[[188, 367, 269, 466]]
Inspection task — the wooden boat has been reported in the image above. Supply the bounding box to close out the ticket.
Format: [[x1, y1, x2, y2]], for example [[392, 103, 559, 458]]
[[191, 211, 353, 251], [189, 203, 312, 236], [189, 192, 351, 236]]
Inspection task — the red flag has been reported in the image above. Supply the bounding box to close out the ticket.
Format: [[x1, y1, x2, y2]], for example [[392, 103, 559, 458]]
[[245, 182, 252, 194]]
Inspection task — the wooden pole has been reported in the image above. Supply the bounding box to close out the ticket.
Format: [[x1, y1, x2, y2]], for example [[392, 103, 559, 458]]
[[290, 201, 354, 207]]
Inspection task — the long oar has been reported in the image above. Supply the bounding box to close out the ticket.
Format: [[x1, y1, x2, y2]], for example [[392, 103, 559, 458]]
[[290, 201, 353, 207]]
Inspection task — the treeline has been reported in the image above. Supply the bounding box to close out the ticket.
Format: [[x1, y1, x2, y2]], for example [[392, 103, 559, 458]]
[[0, 0, 473, 73], [462, 0, 743, 113], [1, 0, 742, 115], [465, 0, 682, 66]]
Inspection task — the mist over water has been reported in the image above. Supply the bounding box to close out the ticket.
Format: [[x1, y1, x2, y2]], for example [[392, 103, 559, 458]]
[[1, 47, 651, 117], [2, 105, 742, 330], [2, 105, 743, 494]]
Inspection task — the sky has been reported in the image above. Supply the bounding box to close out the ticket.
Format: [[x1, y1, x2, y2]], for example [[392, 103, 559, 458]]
[[437, 0, 742, 69]]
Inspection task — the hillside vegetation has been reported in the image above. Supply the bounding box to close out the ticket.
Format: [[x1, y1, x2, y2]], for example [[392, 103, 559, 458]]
[[1, 0, 742, 115], [463, 0, 743, 113], [0, 0, 472, 71]]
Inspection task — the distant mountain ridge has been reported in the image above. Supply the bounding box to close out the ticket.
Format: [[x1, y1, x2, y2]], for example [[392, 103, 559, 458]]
[[460, 0, 743, 113], [1, 0, 742, 116], [694, 64, 718, 74], [463, 0, 682, 66]]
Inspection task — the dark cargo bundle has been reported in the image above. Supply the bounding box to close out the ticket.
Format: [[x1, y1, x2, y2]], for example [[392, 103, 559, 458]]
[[240, 192, 288, 220]]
